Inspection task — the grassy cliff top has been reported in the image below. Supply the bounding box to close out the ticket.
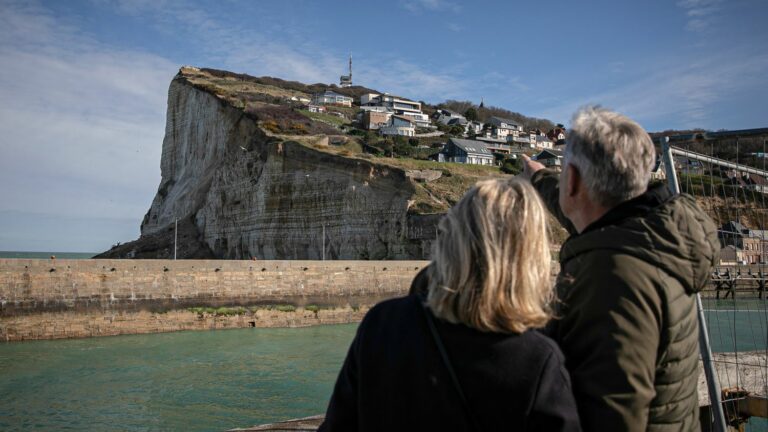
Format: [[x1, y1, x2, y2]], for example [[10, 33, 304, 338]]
[[180, 66, 312, 101]]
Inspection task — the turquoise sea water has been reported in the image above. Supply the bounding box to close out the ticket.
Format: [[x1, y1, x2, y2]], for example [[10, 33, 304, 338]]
[[0, 325, 358, 431], [0, 313, 765, 431], [0, 251, 96, 259]]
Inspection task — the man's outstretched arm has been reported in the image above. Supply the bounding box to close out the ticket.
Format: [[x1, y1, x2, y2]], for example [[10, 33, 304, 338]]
[[519, 154, 576, 235]]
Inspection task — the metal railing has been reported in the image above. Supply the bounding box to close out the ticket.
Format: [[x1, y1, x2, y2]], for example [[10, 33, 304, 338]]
[[662, 136, 768, 431]]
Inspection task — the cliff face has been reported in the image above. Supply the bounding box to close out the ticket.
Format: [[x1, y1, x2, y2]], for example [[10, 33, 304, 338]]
[[102, 73, 440, 260]]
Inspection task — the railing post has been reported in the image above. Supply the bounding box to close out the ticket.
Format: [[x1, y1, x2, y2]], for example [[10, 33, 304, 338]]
[[662, 139, 728, 432], [661, 137, 681, 195]]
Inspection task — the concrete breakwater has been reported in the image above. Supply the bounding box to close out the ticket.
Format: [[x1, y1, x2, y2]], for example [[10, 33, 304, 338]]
[[0, 259, 427, 341]]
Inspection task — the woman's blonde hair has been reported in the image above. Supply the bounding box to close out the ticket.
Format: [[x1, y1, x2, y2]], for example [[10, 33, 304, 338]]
[[427, 177, 552, 334]]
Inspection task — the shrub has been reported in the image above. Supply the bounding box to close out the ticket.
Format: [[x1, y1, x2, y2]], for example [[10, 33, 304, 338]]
[[262, 120, 280, 134], [290, 123, 308, 134], [501, 159, 520, 175]]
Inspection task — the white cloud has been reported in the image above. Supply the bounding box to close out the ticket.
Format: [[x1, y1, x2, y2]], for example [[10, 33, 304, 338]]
[[0, 1, 178, 250], [99, 1, 486, 104], [537, 52, 768, 130], [447, 22, 463, 32], [402, 0, 461, 13], [677, 0, 723, 32]]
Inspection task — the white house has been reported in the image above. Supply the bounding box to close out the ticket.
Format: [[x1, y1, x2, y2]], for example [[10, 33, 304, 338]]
[[379, 115, 416, 137], [440, 138, 494, 165], [312, 90, 353, 107], [533, 134, 554, 150], [650, 157, 666, 181], [487, 116, 523, 140], [306, 104, 326, 113], [466, 120, 484, 136], [508, 134, 533, 149], [361, 93, 431, 128]]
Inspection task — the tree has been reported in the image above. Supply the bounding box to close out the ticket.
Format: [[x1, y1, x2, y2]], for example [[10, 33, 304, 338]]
[[501, 158, 521, 174], [449, 125, 465, 136], [363, 130, 377, 144], [393, 137, 412, 157], [379, 139, 394, 156], [464, 107, 478, 121]]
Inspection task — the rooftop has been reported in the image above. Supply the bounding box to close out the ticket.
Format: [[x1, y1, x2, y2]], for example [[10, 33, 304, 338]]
[[449, 138, 492, 155], [489, 116, 521, 128]]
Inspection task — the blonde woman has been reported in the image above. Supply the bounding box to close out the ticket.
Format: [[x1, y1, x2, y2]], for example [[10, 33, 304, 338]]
[[319, 178, 580, 432]]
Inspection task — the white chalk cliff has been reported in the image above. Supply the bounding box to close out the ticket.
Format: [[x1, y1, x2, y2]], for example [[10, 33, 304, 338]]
[[112, 72, 439, 260]]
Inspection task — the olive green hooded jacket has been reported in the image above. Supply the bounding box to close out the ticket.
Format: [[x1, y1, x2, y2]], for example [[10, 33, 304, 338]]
[[532, 169, 720, 432]]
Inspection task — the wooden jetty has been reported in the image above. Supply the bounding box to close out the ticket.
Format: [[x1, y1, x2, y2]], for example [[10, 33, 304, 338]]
[[709, 267, 768, 299]]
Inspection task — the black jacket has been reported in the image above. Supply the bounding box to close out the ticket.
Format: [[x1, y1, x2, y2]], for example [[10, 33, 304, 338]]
[[319, 292, 581, 432]]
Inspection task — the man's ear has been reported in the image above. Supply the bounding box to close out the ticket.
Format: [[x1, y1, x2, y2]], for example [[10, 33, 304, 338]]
[[565, 163, 581, 197]]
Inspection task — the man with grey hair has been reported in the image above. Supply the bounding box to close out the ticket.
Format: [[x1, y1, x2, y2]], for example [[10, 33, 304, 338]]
[[522, 106, 719, 431]]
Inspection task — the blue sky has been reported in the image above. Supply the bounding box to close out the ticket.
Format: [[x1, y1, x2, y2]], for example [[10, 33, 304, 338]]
[[1, 0, 767, 252]]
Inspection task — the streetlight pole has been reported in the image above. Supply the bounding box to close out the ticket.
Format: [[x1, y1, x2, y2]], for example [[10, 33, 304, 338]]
[[174, 217, 178, 260], [322, 223, 326, 261]]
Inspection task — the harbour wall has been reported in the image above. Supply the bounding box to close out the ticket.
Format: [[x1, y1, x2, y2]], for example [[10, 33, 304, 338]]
[[0, 259, 428, 341]]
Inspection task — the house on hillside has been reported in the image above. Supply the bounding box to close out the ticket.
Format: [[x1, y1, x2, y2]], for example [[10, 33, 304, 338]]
[[434, 109, 466, 126], [744, 174, 768, 194], [509, 133, 533, 149], [533, 149, 563, 170], [673, 156, 704, 176], [487, 116, 523, 140], [379, 115, 416, 137], [440, 138, 494, 165], [719, 221, 768, 264], [361, 93, 431, 128], [533, 134, 554, 150], [650, 157, 666, 181], [311, 90, 353, 107], [362, 111, 392, 130], [306, 104, 326, 113], [547, 126, 566, 145], [466, 120, 484, 136], [484, 141, 512, 155]]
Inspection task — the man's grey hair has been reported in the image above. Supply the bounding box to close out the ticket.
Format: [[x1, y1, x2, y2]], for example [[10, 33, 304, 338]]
[[564, 106, 656, 207]]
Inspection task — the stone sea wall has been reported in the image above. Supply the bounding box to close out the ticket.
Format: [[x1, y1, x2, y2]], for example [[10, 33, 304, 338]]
[[0, 259, 427, 341]]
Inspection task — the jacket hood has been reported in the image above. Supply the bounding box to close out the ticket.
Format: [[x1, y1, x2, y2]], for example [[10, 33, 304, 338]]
[[559, 192, 720, 294]]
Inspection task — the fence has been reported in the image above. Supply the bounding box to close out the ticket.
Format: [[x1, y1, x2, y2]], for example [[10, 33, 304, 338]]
[[661, 131, 768, 431]]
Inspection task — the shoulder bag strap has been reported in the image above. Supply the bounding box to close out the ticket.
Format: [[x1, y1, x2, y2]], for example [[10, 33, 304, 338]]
[[419, 299, 481, 431]]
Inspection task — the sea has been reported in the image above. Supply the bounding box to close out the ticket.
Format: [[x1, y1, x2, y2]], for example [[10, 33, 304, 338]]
[[0, 251, 96, 259], [0, 252, 765, 431]]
